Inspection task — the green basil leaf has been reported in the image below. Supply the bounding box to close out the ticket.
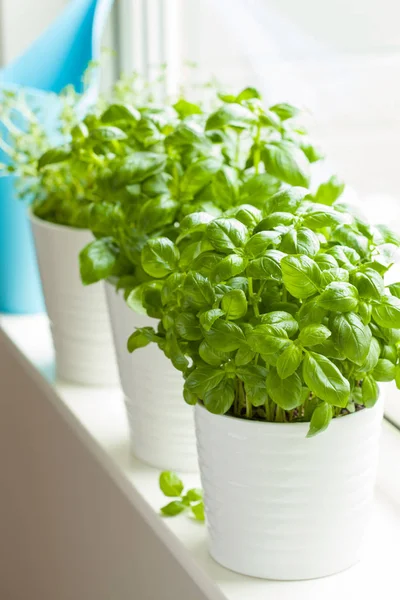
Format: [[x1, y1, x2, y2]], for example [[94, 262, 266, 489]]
[[280, 227, 320, 257], [311, 339, 346, 360], [176, 212, 214, 243], [211, 166, 238, 209], [245, 231, 281, 258], [266, 186, 308, 215], [331, 312, 372, 365], [200, 308, 225, 331], [228, 204, 262, 228], [113, 152, 166, 187], [362, 375, 379, 408], [235, 346, 256, 366], [298, 298, 327, 329], [79, 238, 118, 285], [262, 141, 310, 187], [239, 173, 281, 207], [183, 386, 198, 406], [180, 157, 222, 199], [138, 195, 178, 234], [276, 344, 303, 379], [183, 272, 215, 309], [321, 268, 350, 286], [374, 224, 400, 246], [221, 289, 248, 320], [101, 103, 141, 124], [159, 471, 184, 497], [333, 225, 368, 258], [38, 144, 72, 169], [237, 87, 262, 102], [185, 366, 225, 397], [205, 320, 246, 351], [259, 311, 299, 337], [206, 218, 248, 253], [255, 212, 297, 231], [281, 254, 321, 299], [307, 402, 333, 437], [372, 296, 400, 328], [372, 359, 396, 382], [246, 250, 285, 280], [191, 502, 205, 522], [317, 282, 359, 312], [199, 340, 231, 366], [381, 344, 397, 363], [270, 102, 300, 120], [211, 254, 247, 283], [175, 312, 202, 340], [326, 245, 360, 268], [173, 98, 202, 118], [302, 209, 345, 229], [127, 326, 159, 352], [388, 282, 400, 299], [266, 369, 303, 410], [141, 237, 179, 278], [314, 254, 339, 270], [357, 337, 380, 373], [298, 324, 331, 347], [89, 125, 128, 141], [313, 175, 345, 206], [205, 103, 257, 130], [302, 351, 350, 407], [203, 378, 235, 414], [161, 501, 186, 517], [247, 324, 290, 358]]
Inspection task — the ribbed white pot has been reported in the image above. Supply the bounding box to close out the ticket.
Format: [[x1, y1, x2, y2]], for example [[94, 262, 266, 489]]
[[195, 398, 384, 580], [30, 214, 118, 386], [105, 282, 198, 472]]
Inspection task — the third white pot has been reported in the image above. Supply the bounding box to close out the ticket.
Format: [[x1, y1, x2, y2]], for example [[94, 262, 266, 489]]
[[105, 282, 198, 472], [30, 214, 118, 386], [195, 397, 384, 580]]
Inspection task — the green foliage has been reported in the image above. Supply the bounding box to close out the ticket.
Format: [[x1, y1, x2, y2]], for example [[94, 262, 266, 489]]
[[124, 152, 400, 434], [159, 471, 205, 521], [5, 77, 397, 435]]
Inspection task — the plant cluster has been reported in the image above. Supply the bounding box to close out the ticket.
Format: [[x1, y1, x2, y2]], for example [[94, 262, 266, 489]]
[[159, 471, 204, 521], [77, 89, 323, 299], [127, 183, 400, 435]]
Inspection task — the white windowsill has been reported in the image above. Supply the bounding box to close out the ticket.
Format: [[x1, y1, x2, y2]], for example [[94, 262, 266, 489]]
[[1, 312, 400, 600]]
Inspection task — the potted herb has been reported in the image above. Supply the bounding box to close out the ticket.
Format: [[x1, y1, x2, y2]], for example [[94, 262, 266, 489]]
[[129, 181, 400, 579], [78, 88, 320, 471], [0, 85, 119, 385]]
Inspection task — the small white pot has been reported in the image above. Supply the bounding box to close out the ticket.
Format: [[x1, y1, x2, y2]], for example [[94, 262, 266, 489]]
[[30, 214, 118, 386], [105, 282, 198, 472], [195, 398, 384, 580]]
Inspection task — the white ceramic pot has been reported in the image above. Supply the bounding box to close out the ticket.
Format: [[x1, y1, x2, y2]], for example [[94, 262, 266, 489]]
[[105, 282, 198, 472], [30, 214, 118, 386], [195, 398, 384, 580]]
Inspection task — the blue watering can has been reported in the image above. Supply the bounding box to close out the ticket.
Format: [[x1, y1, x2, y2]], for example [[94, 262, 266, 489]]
[[0, 0, 114, 314]]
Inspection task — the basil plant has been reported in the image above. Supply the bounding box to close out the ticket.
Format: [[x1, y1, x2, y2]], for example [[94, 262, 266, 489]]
[[76, 89, 322, 288], [128, 185, 400, 436]]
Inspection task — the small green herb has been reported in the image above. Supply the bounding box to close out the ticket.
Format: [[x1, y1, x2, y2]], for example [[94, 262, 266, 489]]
[[159, 472, 205, 522]]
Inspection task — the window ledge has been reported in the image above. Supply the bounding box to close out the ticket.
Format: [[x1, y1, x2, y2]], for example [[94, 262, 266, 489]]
[[1, 313, 400, 600]]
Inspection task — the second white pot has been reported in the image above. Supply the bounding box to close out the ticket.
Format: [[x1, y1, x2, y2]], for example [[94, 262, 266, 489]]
[[31, 214, 118, 386], [195, 398, 384, 580], [105, 282, 198, 472]]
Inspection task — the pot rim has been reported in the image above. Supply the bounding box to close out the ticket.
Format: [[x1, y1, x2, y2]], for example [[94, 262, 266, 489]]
[[195, 393, 383, 431], [29, 208, 87, 234]]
